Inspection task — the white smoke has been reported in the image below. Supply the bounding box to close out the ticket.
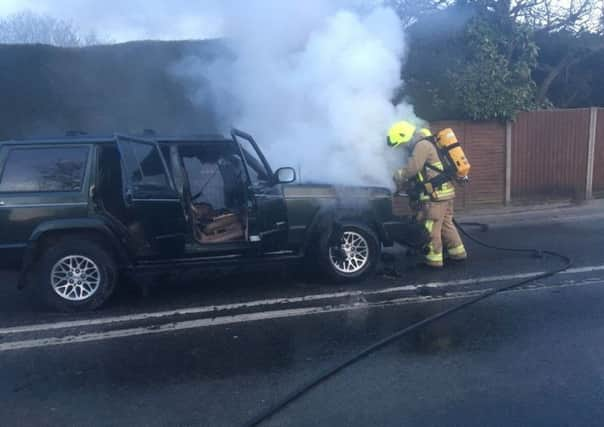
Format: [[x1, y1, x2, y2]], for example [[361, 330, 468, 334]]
[[175, 0, 421, 187]]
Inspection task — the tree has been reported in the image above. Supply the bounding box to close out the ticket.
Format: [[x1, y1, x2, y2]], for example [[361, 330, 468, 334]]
[[513, 0, 601, 33], [533, 30, 603, 106], [401, 5, 471, 120], [532, 31, 604, 107], [508, 0, 604, 105], [0, 11, 100, 47], [451, 13, 538, 119], [402, 1, 538, 120], [401, 0, 604, 119]]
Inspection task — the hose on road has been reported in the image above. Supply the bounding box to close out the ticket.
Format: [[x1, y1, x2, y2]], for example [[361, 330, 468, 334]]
[[244, 220, 571, 427]]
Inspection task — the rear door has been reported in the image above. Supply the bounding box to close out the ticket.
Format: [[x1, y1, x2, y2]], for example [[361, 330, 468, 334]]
[[115, 135, 188, 260], [231, 130, 289, 253]]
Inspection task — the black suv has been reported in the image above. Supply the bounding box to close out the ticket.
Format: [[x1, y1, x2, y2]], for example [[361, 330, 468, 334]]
[[0, 129, 426, 311]]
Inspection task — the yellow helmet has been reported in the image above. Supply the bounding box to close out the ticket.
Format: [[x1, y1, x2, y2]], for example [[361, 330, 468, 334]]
[[387, 121, 416, 147]]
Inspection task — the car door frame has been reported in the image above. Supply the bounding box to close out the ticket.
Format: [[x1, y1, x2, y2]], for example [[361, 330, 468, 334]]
[[114, 134, 189, 261], [231, 129, 290, 254], [166, 140, 254, 257]]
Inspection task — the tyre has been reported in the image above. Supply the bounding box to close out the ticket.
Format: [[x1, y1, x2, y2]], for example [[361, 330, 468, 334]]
[[36, 238, 118, 312], [319, 224, 380, 282]]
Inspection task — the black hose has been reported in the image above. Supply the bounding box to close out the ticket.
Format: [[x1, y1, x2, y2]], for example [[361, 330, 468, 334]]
[[453, 219, 540, 257], [244, 220, 571, 427]]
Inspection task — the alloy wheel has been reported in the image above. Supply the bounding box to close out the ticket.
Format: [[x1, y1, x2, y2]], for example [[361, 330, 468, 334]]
[[329, 231, 370, 274], [51, 255, 101, 301]]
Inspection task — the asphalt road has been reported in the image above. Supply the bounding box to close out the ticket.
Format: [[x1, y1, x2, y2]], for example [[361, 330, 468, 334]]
[[1, 211, 604, 426]]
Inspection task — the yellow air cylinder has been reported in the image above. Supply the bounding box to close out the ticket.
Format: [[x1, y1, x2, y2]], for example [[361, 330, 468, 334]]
[[436, 128, 471, 178]]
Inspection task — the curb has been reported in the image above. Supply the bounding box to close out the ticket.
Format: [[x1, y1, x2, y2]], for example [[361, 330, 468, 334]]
[[459, 202, 604, 226]]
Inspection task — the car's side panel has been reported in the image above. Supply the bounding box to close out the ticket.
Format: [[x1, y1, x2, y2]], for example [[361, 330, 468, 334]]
[[335, 196, 394, 246], [29, 217, 123, 246], [283, 186, 336, 251], [0, 204, 90, 270], [284, 184, 397, 253], [16, 217, 130, 289], [285, 199, 322, 249], [0, 144, 93, 270]]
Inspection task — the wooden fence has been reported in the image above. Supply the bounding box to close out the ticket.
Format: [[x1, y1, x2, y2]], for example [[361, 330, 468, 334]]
[[511, 109, 591, 201], [394, 107, 603, 215], [593, 108, 604, 197]]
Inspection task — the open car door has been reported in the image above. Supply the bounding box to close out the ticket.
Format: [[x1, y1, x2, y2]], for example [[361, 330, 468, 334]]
[[231, 129, 289, 253], [115, 134, 188, 260]]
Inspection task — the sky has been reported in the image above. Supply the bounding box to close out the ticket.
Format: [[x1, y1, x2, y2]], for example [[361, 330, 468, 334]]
[[0, 0, 589, 44], [0, 0, 226, 42]]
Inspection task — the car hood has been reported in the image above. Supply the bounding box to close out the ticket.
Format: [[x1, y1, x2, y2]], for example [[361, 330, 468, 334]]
[[283, 183, 392, 200]]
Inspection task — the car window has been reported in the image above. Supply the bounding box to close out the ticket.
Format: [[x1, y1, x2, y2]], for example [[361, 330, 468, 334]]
[[238, 140, 270, 185], [178, 142, 247, 211], [0, 146, 89, 192], [183, 156, 225, 207], [128, 142, 170, 190]]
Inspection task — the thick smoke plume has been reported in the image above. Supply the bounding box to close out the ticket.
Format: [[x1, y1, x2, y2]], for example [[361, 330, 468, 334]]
[[175, 1, 419, 187]]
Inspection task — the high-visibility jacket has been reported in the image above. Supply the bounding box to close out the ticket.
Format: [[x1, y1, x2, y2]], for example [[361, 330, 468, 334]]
[[398, 139, 455, 202]]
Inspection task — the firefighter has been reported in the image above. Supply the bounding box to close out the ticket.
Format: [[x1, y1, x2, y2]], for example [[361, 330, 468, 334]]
[[388, 121, 467, 268]]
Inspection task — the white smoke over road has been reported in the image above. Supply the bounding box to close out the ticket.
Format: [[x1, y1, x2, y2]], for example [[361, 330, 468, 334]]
[[175, 0, 420, 187], [1, 0, 421, 186]]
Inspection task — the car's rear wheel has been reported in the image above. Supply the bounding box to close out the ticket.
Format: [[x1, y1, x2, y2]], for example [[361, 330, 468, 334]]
[[37, 239, 117, 312], [320, 224, 379, 282]]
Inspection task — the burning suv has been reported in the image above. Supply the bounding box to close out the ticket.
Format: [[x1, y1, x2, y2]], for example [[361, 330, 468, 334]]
[[0, 129, 427, 311]]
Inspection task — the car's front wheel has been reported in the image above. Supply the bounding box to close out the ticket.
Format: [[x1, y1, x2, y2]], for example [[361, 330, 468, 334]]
[[320, 224, 379, 282], [37, 238, 118, 312]]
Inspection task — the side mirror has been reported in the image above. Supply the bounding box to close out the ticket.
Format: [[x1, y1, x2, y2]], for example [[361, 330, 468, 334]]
[[274, 167, 296, 184]]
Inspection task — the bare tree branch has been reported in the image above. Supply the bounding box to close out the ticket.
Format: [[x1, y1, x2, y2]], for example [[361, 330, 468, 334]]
[[513, 0, 600, 33], [384, 0, 454, 27], [511, 0, 545, 19], [0, 11, 101, 47]]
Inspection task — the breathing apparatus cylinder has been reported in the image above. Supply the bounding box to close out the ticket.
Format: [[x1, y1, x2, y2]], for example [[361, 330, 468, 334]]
[[435, 128, 471, 180]]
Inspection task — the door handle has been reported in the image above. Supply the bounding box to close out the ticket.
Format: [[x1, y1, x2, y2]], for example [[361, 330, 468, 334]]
[[0, 201, 5, 206]]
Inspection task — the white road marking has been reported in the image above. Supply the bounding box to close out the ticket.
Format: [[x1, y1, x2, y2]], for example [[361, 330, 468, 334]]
[[1, 264, 603, 337], [563, 265, 604, 274], [1, 279, 603, 353]]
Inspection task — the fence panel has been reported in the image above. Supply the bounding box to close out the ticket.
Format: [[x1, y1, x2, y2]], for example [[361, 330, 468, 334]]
[[464, 121, 506, 207], [432, 121, 506, 209], [511, 109, 590, 200], [593, 108, 604, 196]]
